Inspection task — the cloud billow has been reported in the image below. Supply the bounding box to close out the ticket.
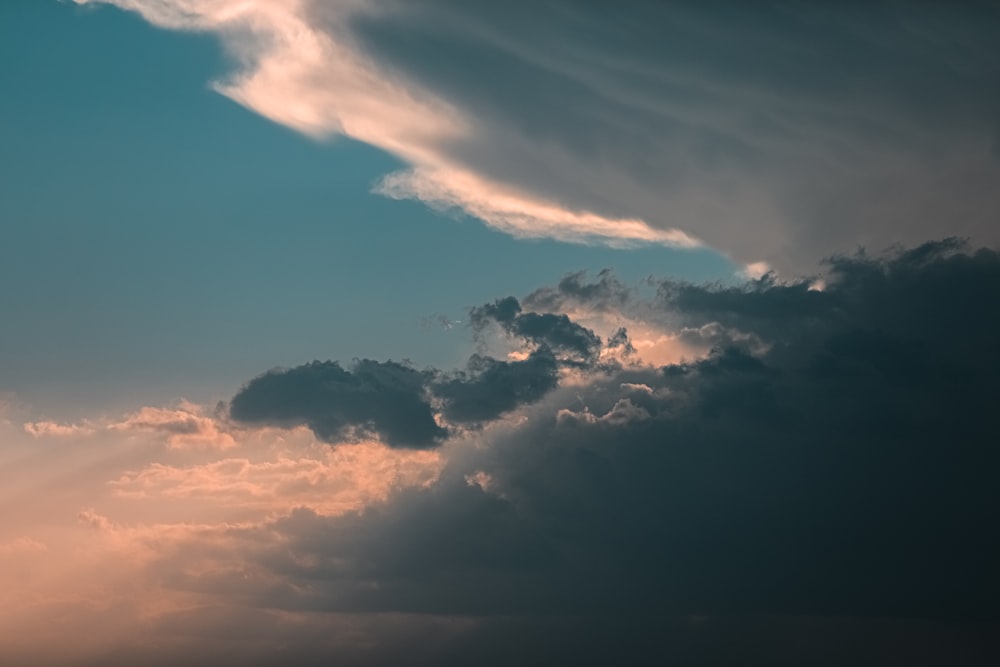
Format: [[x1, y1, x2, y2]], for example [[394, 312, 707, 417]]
[[229, 298, 610, 442], [434, 349, 561, 425], [470, 295, 603, 362], [229, 359, 445, 449], [222, 240, 1000, 624]]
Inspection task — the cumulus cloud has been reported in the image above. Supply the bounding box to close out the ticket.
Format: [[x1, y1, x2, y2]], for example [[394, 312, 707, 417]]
[[470, 296, 603, 362], [522, 269, 633, 315], [73, 0, 1000, 271], [434, 349, 561, 426], [226, 296, 618, 440], [229, 359, 445, 449]]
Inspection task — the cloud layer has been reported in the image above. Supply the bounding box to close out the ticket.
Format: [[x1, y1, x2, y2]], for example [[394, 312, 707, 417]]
[[228, 240, 1000, 621], [74, 0, 1000, 270], [6, 240, 1000, 664]]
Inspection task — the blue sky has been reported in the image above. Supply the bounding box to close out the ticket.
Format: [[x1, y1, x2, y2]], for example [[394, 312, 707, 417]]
[[1, 0, 735, 416]]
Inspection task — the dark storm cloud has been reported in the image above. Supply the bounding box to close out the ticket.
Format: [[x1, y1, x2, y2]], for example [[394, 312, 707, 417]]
[[229, 359, 445, 448], [221, 240, 1000, 625]]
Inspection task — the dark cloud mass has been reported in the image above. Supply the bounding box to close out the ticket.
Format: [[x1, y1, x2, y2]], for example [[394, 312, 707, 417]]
[[231, 298, 609, 439], [229, 359, 445, 448], [215, 240, 1000, 664], [470, 295, 603, 361], [435, 295, 605, 424], [435, 349, 560, 424]]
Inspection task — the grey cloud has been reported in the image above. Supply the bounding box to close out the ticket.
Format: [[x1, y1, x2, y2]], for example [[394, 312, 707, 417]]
[[222, 240, 1000, 625], [229, 297, 608, 440], [338, 0, 1000, 271], [605, 326, 635, 356], [34, 610, 1000, 666], [428, 296, 605, 424], [468, 296, 522, 328], [229, 359, 445, 449], [661, 237, 1000, 357], [471, 296, 603, 362], [434, 349, 560, 425], [522, 269, 633, 313]]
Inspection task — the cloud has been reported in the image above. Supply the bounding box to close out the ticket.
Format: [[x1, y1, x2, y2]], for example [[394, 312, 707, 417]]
[[74, 0, 1000, 270], [109, 442, 442, 515], [24, 420, 97, 438], [522, 269, 633, 315], [226, 297, 616, 436], [429, 296, 607, 424], [73, 0, 697, 253], [5, 240, 1000, 664], [199, 240, 1000, 623], [110, 403, 237, 449], [434, 349, 561, 425], [22, 402, 236, 448], [229, 359, 445, 448], [0, 537, 47, 555], [470, 296, 603, 362]]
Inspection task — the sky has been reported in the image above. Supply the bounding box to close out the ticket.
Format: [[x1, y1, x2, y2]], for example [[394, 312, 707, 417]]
[[1, 1, 999, 665]]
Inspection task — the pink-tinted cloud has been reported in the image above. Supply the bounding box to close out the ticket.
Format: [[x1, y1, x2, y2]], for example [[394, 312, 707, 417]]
[[23, 420, 97, 438], [23, 402, 236, 448], [0, 536, 48, 555], [109, 403, 237, 449], [109, 442, 442, 514]]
